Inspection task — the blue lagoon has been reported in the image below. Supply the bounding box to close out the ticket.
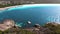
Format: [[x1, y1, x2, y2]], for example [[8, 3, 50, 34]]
[[0, 4, 60, 27]]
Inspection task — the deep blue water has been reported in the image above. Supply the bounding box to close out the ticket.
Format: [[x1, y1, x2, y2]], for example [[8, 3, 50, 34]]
[[0, 5, 60, 27]]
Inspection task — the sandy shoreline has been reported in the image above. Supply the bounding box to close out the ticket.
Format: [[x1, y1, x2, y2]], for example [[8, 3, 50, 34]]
[[0, 6, 16, 10], [0, 4, 60, 10]]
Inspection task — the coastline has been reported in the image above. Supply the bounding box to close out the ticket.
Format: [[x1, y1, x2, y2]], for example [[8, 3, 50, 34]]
[[0, 6, 16, 10]]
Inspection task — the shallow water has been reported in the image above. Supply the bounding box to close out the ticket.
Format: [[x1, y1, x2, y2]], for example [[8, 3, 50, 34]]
[[0, 5, 60, 27]]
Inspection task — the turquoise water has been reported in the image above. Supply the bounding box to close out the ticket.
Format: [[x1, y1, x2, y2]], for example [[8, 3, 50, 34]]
[[0, 4, 60, 27]]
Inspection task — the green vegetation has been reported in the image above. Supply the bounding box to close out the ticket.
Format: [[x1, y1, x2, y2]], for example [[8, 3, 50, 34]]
[[0, 27, 35, 34], [0, 22, 60, 34], [0, 4, 22, 8], [44, 23, 60, 34]]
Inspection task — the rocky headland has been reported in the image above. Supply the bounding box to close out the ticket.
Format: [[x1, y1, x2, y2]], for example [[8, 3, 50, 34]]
[[0, 19, 59, 34]]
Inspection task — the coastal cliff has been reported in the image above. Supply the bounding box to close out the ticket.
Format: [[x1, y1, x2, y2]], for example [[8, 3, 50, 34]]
[[0, 19, 59, 34]]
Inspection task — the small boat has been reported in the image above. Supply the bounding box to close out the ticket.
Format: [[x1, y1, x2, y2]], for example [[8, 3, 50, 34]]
[[27, 21, 31, 24]]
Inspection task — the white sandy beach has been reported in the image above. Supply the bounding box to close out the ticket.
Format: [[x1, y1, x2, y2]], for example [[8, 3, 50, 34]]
[[0, 4, 60, 10], [0, 6, 16, 10]]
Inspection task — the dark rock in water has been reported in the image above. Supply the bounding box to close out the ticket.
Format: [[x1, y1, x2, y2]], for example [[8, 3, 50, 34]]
[[34, 24, 40, 28]]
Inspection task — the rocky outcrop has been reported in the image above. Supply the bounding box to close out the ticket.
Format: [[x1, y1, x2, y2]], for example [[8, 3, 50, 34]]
[[0, 19, 15, 31]]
